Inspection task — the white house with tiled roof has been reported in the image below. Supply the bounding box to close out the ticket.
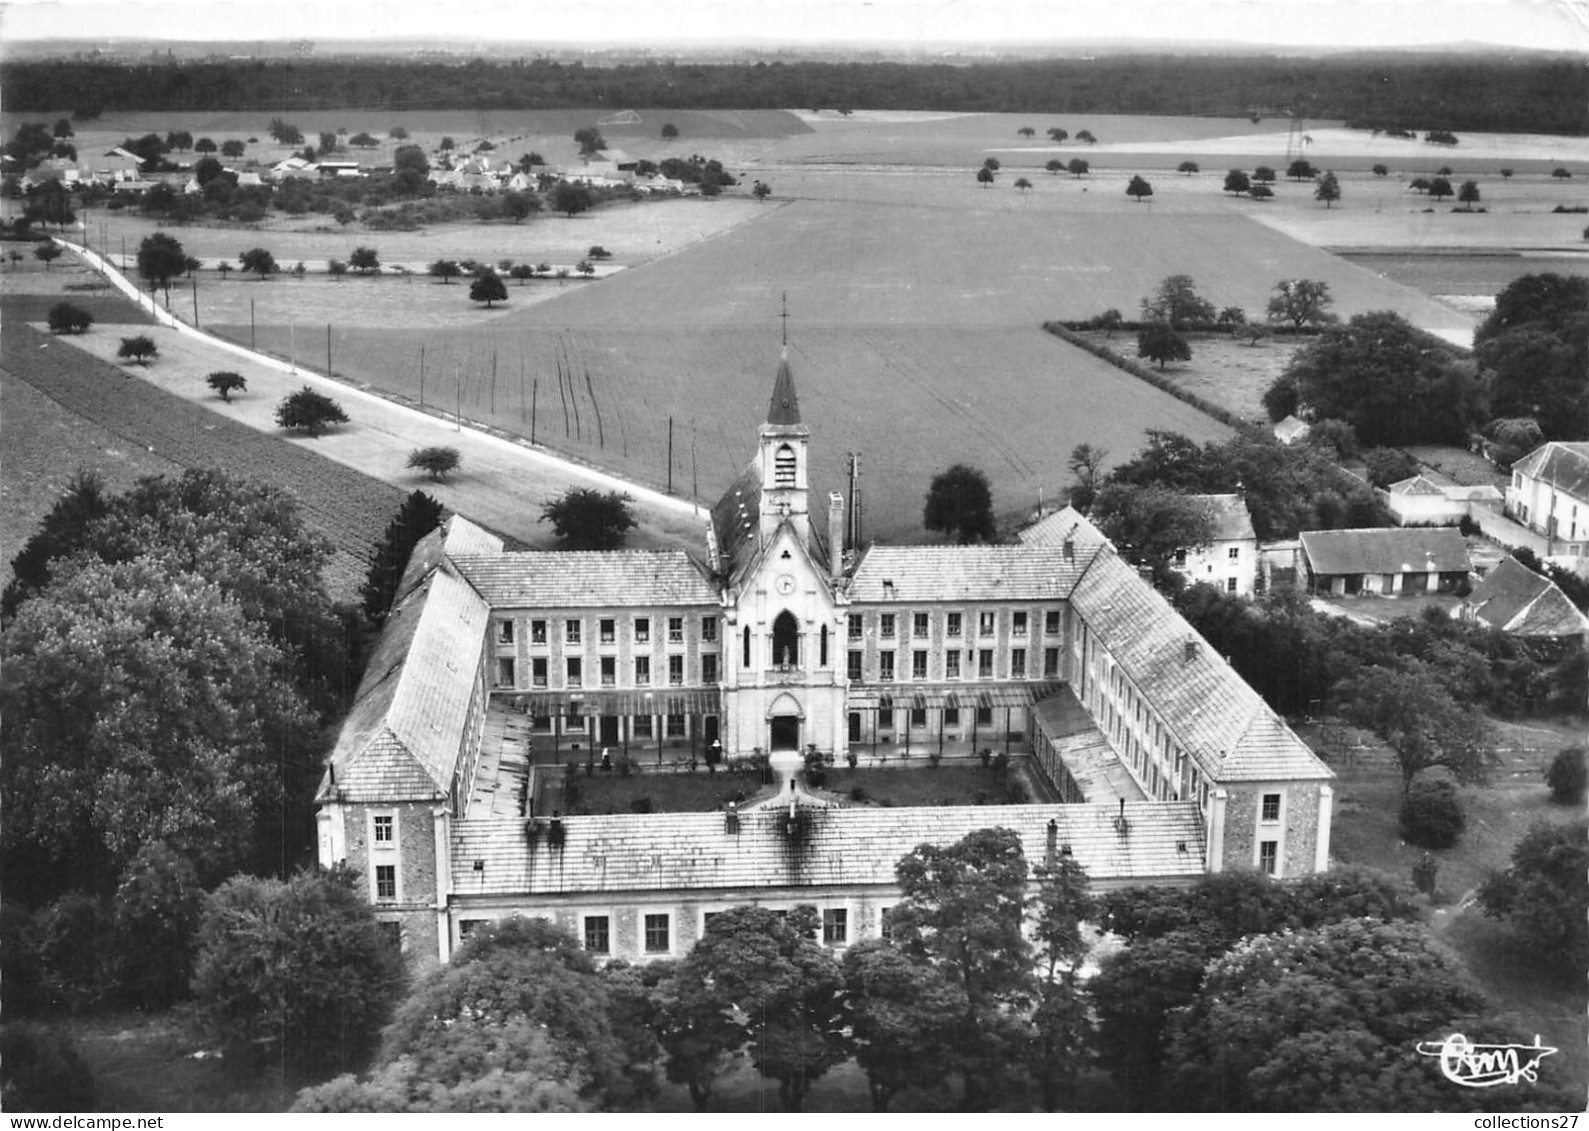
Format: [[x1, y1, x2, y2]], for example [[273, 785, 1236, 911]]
[[1507, 441, 1589, 564], [1170, 493, 1258, 597], [318, 351, 1333, 966]]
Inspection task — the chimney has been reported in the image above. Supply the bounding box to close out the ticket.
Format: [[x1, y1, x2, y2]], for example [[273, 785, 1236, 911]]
[[724, 801, 740, 835], [1045, 817, 1058, 865], [1183, 636, 1198, 663], [828, 491, 845, 582]]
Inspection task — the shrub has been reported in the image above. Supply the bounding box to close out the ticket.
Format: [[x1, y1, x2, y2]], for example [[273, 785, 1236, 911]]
[[1545, 745, 1586, 805], [1399, 777, 1466, 849], [46, 302, 92, 334], [0, 1024, 98, 1112], [116, 334, 157, 366]]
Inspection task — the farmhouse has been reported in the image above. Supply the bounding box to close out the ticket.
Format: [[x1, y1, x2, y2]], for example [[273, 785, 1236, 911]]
[[318, 352, 1333, 966], [1171, 493, 1257, 597], [1383, 474, 1503, 528], [1459, 556, 1589, 642], [1299, 527, 1472, 597], [1505, 441, 1589, 563]]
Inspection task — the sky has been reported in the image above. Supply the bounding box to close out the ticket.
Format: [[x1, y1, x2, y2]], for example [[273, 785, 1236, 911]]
[[3, 0, 1587, 50]]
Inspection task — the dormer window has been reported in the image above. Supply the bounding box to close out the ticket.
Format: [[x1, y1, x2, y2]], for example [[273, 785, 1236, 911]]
[[774, 444, 796, 487]]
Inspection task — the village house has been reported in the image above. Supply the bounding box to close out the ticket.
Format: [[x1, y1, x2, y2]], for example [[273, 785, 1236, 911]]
[[1506, 441, 1589, 564], [1382, 474, 1504, 528], [1172, 493, 1258, 596], [318, 352, 1334, 966], [1299, 527, 1472, 597], [1459, 556, 1589, 642]]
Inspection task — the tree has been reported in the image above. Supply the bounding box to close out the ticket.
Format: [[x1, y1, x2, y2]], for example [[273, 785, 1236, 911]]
[[0, 1025, 99, 1112], [275, 386, 349, 437], [1136, 322, 1191, 369], [407, 446, 460, 480], [1313, 170, 1341, 208], [1337, 660, 1496, 791], [982, 157, 1000, 172], [1286, 158, 1315, 180], [1013, 176, 1033, 193], [842, 940, 965, 1111], [191, 868, 402, 1080], [268, 118, 303, 145], [220, 139, 245, 158], [1076, 129, 1096, 143], [1409, 176, 1432, 194], [136, 232, 187, 299], [1028, 856, 1095, 1110], [438, 135, 455, 151], [1545, 746, 1586, 805], [1047, 127, 1068, 142], [1223, 169, 1250, 194], [238, 247, 277, 277], [117, 335, 157, 366], [1249, 184, 1274, 201], [503, 192, 538, 222], [1473, 274, 1588, 440], [1045, 159, 1064, 175], [1436, 164, 1454, 176], [1066, 442, 1109, 511], [1551, 167, 1572, 179], [661, 122, 679, 139], [349, 246, 379, 274], [1017, 126, 1036, 138], [0, 557, 317, 900], [1266, 278, 1338, 329], [922, 463, 996, 544], [575, 260, 595, 277], [1479, 819, 1588, 975], [1093, 308, 1122, 337], [111, 842, 204, 1008], [1253, 165, 1276, 184], [890, 827, 1033, 1109], [509, 264, 535, 285], [388, 126, 408, 140], [1067, 158, 1089, 177], [1092, 483, 1216, 584], [553, 182, 593, 218], [1126, 174, 1153, 202], [206, 371, 247, 401], [1361, 446, 1420, 488], [1141, 274, 1217, 328], [46, 302, 91, 334], [1372, 163, 1389, 176], [1399, 777, 1466, 848], [361, 491, 445, 624], [32, 243, 61, 270], [541, 488, 636, 550], [752, 179, 772, 201], [427, 259, 460, 284], [573, 126, 606, 157], [164, 129, 192, 152], [1428, 176, 1454, 201], [1176, 160, 1199, 175], [1499, 167, 1513, 178], [976, 166, 995, 188], [469, 272, 508, 308], [348, 131, 377, 148], [1269, 311, 1481, 446], [52, 117, 74, 139]]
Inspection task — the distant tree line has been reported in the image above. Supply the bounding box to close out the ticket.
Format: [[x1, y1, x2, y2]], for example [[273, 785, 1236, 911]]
[[5, 54, 1583, 135]]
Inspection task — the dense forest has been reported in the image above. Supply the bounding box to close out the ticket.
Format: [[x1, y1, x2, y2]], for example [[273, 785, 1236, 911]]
[[4, 54, 1584, 135]]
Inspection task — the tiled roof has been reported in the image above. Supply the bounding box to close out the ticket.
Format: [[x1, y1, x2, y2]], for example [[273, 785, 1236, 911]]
[[444, 514, 504, 557], [710, 457, 763, 577], [451, 801, 1206, 896], [1192, 493, 1256, 542], [1300, 527, 1471, 576], [1033, 688, 1145, 803], [1466, 557, 1589, 638], [1274, 415, 1310, 443], [1388, 474, 1446, 497], [1068, 549, 1330, 784], [1018, 507, 1112, 552], [767, 347, 801, 425], [850, 543, 1103, 603], [324, 558, 491, 803], [1513, 442, 1589, 500], [450, 551, 718, 609]]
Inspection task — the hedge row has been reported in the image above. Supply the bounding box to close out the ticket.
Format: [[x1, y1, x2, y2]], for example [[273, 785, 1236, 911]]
[[1041, 320, 1260, 435]]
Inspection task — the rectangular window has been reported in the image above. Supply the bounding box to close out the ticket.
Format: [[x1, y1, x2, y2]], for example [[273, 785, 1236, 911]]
[[879, 907, 893, 941], [848, 614, 864, 640], [372, 815, 394, 844], [532, 657, 548, 688], [668, 655, 684, 686], [879, 651, 895, 682], [666, 714, 685, 737], [912, 650, 928, 680], [531, 619, 547, 644], [633, 715, 654, 738], [668, 616, 684, 643], [1044, 647, 1060, 678], [496, 657, 516, 687], [531, 714, 552, 732], [947, 612, 963, 638], [1228, 547, 1241, 561], [880, 613, 895, 639], [913, 612, 930, 638], [848, 651, 863, 680], [635, 617, 650, 643], [565, 705, 585, 731], [1045, 609, 1061, 635], [584, 915, 610, 954], [1011, 648, 1026, 678], [1261, 793, 1281, 822], [566, 657, 582, 688], [979, 611, 996, 636], [375, 864, 396, 901], [600, 656, 616, 687], [702, 654, 719, 683], [944, 707, 960, 725], [1174, 550, 1188, 567], [497, 619, 514, 645], [976, 706, 994, 726], [644, 913, 670, 954], [978, 649, 994, 678], [1226, 577, 1238, 593], [600, 618, 616, 644], [702, 616, 718, 643], [822, 908, 848, 945], [635, 656, 651, 685], [565, 619, 581, 644], [946, 651, 961, 679], [909, 707, 927, 727], [1259, 841, 1278, 875], [1012, 611, 1028, 637], [379, 921, 402, 953]]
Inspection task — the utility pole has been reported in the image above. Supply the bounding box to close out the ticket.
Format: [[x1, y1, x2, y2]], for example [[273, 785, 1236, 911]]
[[531, 378, 538, 444], [667, 416, 674, 495], [454, 361, 461, 432], [191, 276, 198, 327], [419, 344, 425, 407], [491, 346, 497, 415], [326, 323, 332, 376], [250, 298, 255, 350]]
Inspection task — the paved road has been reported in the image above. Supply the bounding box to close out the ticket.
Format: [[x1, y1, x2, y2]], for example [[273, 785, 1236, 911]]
[[57, 239, 711, 551]]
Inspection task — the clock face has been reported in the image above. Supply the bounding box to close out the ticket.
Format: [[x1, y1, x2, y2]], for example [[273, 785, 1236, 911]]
[[775, 573, 796, 595]]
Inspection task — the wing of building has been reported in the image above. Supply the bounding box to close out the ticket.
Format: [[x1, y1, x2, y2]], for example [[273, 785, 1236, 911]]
[[319, 350, 1334, 966]]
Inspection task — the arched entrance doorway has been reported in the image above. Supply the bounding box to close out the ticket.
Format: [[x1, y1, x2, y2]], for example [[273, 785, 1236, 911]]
[[767, 692, 803, 751]]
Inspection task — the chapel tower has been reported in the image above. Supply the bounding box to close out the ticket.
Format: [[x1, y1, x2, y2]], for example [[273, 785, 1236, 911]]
[[758, 347, 811, 546]]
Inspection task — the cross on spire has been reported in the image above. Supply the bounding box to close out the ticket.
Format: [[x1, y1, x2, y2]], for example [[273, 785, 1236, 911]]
[[780, 291, 788, 346]]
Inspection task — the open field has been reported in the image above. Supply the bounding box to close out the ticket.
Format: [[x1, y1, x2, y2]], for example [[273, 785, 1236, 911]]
[[1070, 329, 1302, 425]]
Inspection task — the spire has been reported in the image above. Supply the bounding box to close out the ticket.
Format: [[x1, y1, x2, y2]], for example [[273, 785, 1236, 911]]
[[767, 347, 801, 425]]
